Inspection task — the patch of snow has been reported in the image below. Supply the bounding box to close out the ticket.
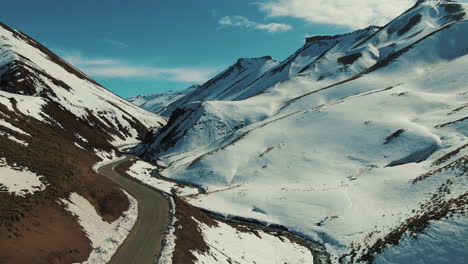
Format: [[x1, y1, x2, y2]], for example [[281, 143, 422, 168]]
[[0, 118, 30, 136], [74, 142, 86, 151], [91, 151, 125, 173], [0, 131, 28, 146], [6, 92, 48, 121], [192, 218, 314, 264], [75, 133, 88, 143], [0, 95, 15, 112], [93, 149, 118, 163], [157, 197, 177, 264], [61, 191, 138, 264], [127, 160, 198, 196], [0, 157, 47, 196]]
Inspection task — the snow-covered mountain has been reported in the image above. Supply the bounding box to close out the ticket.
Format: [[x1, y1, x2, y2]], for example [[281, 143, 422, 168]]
[[129, 56, 280, 117], [0, 22, 165, 263], [0, 22, 165, 147], [128, 84, 199, 114], [159, 56, 280, 116], [134, 1, 468, 263]]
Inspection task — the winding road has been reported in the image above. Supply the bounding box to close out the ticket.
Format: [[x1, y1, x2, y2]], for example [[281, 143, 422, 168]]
[[97, 155, 170, 264]]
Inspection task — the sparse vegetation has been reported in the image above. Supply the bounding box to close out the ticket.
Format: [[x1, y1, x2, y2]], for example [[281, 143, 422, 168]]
[[0, 96, 132, 262]]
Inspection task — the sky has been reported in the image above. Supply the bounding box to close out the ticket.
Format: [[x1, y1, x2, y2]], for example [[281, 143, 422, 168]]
[[2, 0, 417, 98]]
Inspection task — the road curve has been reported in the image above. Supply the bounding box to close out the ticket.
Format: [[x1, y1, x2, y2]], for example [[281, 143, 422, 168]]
[[97, 155, 170, 264]]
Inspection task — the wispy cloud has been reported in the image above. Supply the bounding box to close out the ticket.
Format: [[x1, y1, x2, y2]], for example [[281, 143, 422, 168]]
[[97, 37, 129, 49], [256, 23, 292, 32], [219, 16, 292, 32], [259, 0, 414, 29], [63, 54, 218, 83], [63, 55, 116, 66], [84, 66, 217, 82]]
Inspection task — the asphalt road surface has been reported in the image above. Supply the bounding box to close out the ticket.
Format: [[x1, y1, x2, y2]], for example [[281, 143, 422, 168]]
[[97, 155, 170, 264]]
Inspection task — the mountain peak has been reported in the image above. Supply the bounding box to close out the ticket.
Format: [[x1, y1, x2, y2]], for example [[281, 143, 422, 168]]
[[187, 84, 201, 90], [236, 56, 274, 64]]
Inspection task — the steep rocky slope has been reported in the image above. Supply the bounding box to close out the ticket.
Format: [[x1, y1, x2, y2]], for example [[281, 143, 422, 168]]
[[0, 22, 165, 263], [135, 1, 468, 263]]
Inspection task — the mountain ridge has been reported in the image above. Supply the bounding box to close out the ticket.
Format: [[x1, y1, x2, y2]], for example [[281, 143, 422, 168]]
[[131, 1, 468, 263], [137, 0, 468, 159]]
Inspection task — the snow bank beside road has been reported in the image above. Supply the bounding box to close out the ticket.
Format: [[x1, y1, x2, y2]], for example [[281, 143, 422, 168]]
[[61, 191, 138, 264], [157, 197, 177, 264], [127, 160, 198, 196]]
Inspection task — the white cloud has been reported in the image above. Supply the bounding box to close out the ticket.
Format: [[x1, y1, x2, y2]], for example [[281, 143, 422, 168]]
[[219, 16, 293, 32], [63, 54, 218, 83], [256, 23, 292, 32], [84, 66, 217, 82], [63, 55, 116, 66], [259, 0, 415, 29], [219, 16, 254, 27]]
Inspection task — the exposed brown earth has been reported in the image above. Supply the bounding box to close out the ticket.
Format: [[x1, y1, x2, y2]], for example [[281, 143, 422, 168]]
[[0, 96, 135, 263], [171, 197, 218, 264], [0, 21, 161, 264], [0, 203, 91, 264]]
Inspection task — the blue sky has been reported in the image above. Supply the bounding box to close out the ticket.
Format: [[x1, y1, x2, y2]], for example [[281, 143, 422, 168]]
[[2, 0, 416, 97]]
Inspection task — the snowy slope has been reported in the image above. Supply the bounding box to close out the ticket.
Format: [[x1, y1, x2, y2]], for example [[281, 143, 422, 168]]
[[192, 219, 314, 264], [374, 215, 467, 264], [0, 22, 165, 148], [136, 1, 468, 160], [133, 57, 282, 156], [137, 0, 467, 158], [61, 191, 138, 264], [128, 56, 280, 119], [159, 56, 279, 117], [136, 1, 468, 262], [128, 85, 199, 115], [121, 158, 317, 264], [0, 157, 47, 196], [126, 159, 198, 196]]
